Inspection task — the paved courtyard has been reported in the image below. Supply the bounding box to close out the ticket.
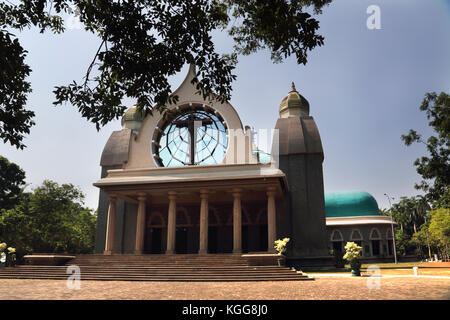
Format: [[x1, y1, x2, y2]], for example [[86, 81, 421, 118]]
[[0, 276, 449, 300]]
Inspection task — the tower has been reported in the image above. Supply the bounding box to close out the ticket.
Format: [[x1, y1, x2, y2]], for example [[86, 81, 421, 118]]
[[273, 83, 332, 267]]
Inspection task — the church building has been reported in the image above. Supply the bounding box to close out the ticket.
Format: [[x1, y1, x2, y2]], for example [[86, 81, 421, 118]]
[[94, 66, 395, 267]]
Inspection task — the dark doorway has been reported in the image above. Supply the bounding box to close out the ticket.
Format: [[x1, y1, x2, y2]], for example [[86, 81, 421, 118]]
[[388, 240, 393, 256], [242, 225, 248, 253], [208, 226, 218, 253], [150, 228, 162, 254], [176, 227, 188, 253], [221, 226, 233, 253], [259, 225, 268, 251], [372, 240, 380, 256], [332, 241, 343, 253]]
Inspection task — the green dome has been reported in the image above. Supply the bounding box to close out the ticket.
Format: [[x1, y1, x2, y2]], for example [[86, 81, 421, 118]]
[[325, 191, 380, 218]]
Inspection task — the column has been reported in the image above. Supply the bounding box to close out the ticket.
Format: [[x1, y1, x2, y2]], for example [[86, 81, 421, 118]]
[[232, 188, 242, 253], [134, 193, 147, 254], [104, 195, 117, 255], [267, 187, 277, 253], [199, 189, 209, 254], [166, 191, 177, 254]]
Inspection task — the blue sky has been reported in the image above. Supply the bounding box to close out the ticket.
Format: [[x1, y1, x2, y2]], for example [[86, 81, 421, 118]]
[[1, 0, 449, 211]]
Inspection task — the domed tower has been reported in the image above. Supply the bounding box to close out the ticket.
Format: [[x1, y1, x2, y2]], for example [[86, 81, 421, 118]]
[[95, 105, 144, 252], [279, 82, 310, 117], [121, 105, 144, 131], [273, 83, 332, 267]]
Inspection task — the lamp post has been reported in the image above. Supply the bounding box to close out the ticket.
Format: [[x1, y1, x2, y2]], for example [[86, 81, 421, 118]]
[[384, 193, 398, 264]]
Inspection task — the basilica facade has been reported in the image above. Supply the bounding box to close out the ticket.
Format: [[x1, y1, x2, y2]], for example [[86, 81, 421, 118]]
[[94, 66, 394, 266]]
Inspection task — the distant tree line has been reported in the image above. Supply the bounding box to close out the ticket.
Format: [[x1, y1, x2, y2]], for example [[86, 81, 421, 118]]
[[381, 92, 450, 261], [0, 156, 97, 262]]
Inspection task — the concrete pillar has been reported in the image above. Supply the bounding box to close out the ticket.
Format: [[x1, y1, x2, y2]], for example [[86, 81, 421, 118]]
[[199, 189, 209, 254], [166, 191, 177, 254], [134, 193, 147, 254], [267, 187, 277, 253], [104, 195, 117, 255], [232, 188, 243, 253]]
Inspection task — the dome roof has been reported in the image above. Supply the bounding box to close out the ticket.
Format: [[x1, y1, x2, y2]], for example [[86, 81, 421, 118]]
[[121, 105, 144, 130], [325, 190, 380, 218], [279, 82, 310, 117]]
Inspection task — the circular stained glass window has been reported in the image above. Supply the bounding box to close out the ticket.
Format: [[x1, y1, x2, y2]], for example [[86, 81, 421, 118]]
[[154, 108, 228, 167]]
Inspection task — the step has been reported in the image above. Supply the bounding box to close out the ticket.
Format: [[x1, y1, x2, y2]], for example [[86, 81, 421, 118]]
[[11, 265, 286, 268], [0, 254, 303, 282], [0, 275, 310, 282]]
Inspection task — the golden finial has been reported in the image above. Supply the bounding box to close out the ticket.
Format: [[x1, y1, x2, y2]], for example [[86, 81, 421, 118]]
[[290, 82, 297, 92]]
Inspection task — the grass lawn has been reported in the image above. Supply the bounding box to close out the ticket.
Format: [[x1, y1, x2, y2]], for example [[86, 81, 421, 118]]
[[306, 261, 450, 276]]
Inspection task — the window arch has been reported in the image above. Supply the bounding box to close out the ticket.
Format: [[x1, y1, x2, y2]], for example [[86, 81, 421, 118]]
[[330, 229, 344, 253], [176, 207, 191, 226], [350, 229, 363, 248], [350, 229, 363, 241], [370, 228, 381, 240], [331, 230, 344, 242], [369, 228, 382, 256], [147, 211, 166, 227], [256, 208, 268, 225], [208, 207, 221, 226], [226, 207, 251, 226]]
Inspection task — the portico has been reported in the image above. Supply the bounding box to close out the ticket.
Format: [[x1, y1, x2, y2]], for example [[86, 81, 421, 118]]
[[94, 65, 334, 267], [95, 163, 287, 255]]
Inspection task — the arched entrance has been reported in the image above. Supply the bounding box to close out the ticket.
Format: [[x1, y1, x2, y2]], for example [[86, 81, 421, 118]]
[[175, 208, 191, 254], [207, 207, 221, 253], [144, 211, 166, 254], [256, 208, 268, 252]]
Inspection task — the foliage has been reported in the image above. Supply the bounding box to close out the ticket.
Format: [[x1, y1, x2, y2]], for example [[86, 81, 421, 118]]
[[428, 208, 450, 259], [0, 30, 35, 149], [342, 242, 362, 263], [0, 242, 16, 266], [329, 249, 345, 268], [433, 188, 450, 210], [401, 92, 450, 207], [411, 221, 436, 259], [388, 195, 430, 235], [274, 237, 290, 255], [411, 208, 450, 260], [0, 155, 26, 210], [0, 180, 97, 261], [0, 0, 331, 149], [394, 228, 416, 256], [382, 195, 437, 257]]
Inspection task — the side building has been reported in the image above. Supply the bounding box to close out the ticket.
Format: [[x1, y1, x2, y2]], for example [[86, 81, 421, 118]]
[[325, 190, 396, 262]]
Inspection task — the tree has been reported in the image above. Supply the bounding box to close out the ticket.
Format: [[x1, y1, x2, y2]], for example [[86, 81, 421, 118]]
[[0, 199, 34, 260], [401, 92, 450, 207], [0, 180, 97, 259], [383, 195, 432, 257], [1, 0, 332, 149], [411, 221, 435, 260], [389, 196, 426, 234], [0, 31, 34, 149], [394, 228, 413, 256], [0, 155, 26, 210], [428, 208, 450, 260]]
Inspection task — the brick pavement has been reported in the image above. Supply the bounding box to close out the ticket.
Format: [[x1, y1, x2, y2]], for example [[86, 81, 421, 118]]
[[0, 277, 449, 300]]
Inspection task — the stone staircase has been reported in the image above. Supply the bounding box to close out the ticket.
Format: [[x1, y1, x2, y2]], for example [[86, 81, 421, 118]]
[[0, 254, 311, 281]]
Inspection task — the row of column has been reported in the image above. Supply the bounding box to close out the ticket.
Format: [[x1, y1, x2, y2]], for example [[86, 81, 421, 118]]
[[104, 187, 277, 255]]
